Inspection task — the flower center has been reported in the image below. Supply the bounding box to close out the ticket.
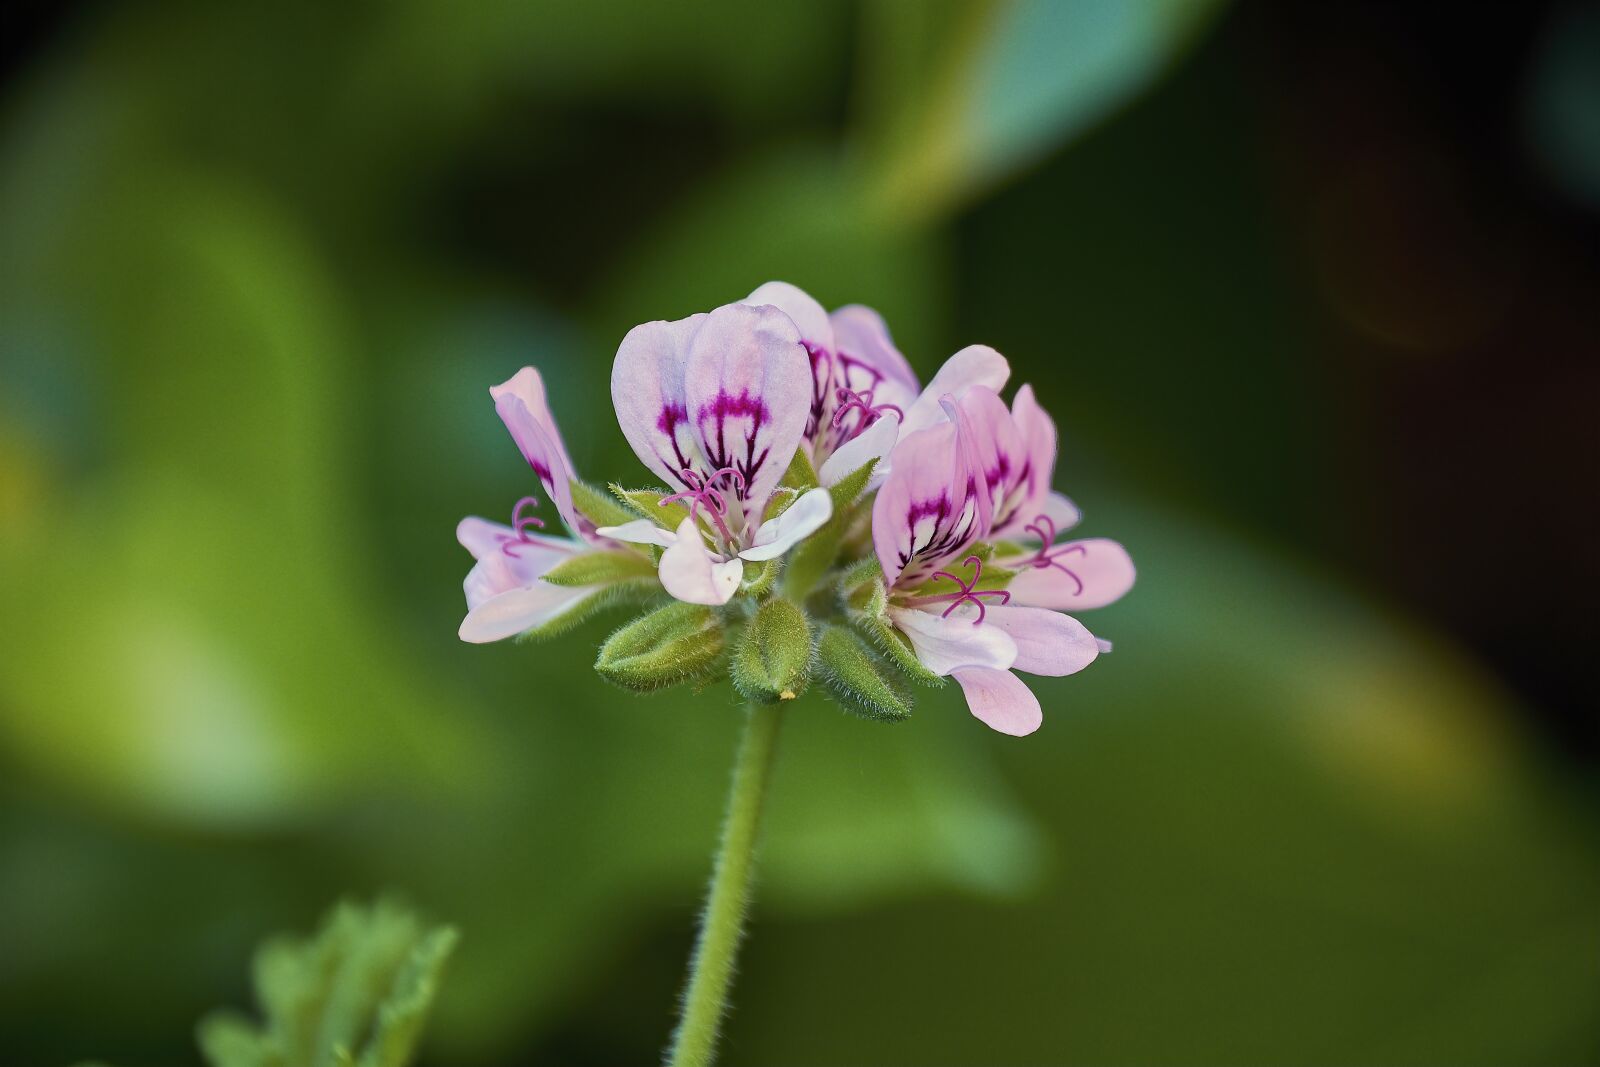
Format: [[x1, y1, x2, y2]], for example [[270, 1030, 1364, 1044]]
[[1023, 514, 1086, 596], [925, 554, 1011, 625], [661, 467, 746, 551]]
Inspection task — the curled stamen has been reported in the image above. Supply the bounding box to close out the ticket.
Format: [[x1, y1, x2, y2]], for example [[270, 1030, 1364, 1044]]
[[926, 554, 1011, 626], [831, 386, 904, 429], [660, 467, 742, 547], [501, 495, 547, 557], [1023, 514, 1086, 596]]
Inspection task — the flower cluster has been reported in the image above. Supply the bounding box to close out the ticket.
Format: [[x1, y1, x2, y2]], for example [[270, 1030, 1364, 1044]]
[[457, 283, 1134, 735]]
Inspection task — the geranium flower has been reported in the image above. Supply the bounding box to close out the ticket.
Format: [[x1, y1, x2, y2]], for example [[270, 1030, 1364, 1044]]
[[598, 301, 835, 605], [457, 368, 631, 643], [870, 385, 1130, 736], [741, 281, 1010, 488]]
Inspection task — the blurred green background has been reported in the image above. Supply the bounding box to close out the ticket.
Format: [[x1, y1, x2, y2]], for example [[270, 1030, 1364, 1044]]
[[3, 1, 1599, 1063]]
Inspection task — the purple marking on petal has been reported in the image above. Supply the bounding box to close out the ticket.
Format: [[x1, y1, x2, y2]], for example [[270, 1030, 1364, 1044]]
[[656, 402, 695, 475], [696, 388, 772, 497]]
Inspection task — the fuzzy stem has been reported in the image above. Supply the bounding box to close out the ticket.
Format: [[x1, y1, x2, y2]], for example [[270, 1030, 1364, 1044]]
[[665, 703, 786, 1067]]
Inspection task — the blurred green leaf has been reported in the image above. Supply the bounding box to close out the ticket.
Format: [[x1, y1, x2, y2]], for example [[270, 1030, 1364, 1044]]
[[196, 898, 456, 1067], [865, 0, 1228, 224]]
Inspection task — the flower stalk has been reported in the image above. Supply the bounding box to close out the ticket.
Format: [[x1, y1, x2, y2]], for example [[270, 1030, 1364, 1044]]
[[667, 703, 786, 1067]]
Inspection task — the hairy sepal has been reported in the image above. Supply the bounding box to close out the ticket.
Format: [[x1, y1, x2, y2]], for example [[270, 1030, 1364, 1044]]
[[539, 550, 658, 588], [732, 598, 813, 704], [569, 479, 636, 530], [595, 601, 726, 692], [815, 623, 912, 722], [609, 483, 691, 531]]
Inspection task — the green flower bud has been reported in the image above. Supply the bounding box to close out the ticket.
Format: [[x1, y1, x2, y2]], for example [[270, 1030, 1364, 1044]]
[[595, 601, 725, 692], [815, 623, 911, 722], [732, 597, 813, 704]]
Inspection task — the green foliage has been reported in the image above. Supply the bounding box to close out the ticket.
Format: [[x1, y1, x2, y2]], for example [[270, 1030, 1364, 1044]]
[[595, 602, 726, 692], [782, 460, 878, 599], [609, 484, 691, 531], [195, 899, 456, 1067], [783, 447, 820, 491], [569, 480, 637, 530], [539, 549, 657, 588], [732, 598, 813, 704], [815, 624, 911, 722]]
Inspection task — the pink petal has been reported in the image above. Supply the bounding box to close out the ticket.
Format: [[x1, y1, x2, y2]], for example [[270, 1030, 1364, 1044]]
[[1004, 537, 1136, 611], [740, 487, 832, 562], [490, 367, 576, 482], [872, 421, 986, 588], [899, 344, 1010, 437], [456, 517, 572, 573], [682, 303, 810, 522], [887, 605, 1017, 676], [658, 517, 742, 605], [945, 386, 1021, 532], [746, 282, 834, 437], [493, 392, 581, 536], [953, 667, 1043, 736], [982, 605, 1099, 677], [611, 313, 711, 490], [990, 383, 1058, 538], [745, 281, 833, 352], [830, 304, 919, 397], [459, 581, 592, 644]]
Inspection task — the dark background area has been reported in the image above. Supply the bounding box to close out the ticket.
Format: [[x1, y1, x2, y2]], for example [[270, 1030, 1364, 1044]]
[[2, 1, 1596, 1064]]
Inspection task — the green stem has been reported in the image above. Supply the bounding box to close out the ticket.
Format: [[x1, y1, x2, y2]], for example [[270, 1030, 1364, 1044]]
[[666, 703, 787, 1067]]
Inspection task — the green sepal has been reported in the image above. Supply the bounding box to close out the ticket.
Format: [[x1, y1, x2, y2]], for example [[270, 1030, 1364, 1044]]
[[765, 486, 799, 521], [836, 555, 884, 595], [609, 483, 691, 531], [849, 610, 944, 687], [783, 446, 820, 491], [539, 549, 657, 588], [732, 597, 813, 704], [196, 897, 457, 1067], [815, 623, 911, 722], [569, 479, 635, 530], [513, 579, 659, 641], [740, 556, 780, 598], [595, 601, 725, 692], [987, 539, 1028, 559], [782, 459, 878, 599]]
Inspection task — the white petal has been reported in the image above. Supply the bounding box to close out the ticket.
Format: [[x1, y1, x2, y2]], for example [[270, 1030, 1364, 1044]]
[[982, 605, 1099, 677], [595, 518, 679, 549], [953, 667, 1043, 736], [818, 412, 898, 488], [887, 604, 1016, 676], [459, 582, 591, 643], [659, 517, 742, 605], [740, 487, 833, 562]]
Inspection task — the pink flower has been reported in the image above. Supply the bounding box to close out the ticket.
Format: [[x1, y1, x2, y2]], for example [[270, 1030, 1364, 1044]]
[[741, 282, 1010, 488], [457, 368, 619, 643], [599, 301, 834, 605], [870, 383, 1133, 736]]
